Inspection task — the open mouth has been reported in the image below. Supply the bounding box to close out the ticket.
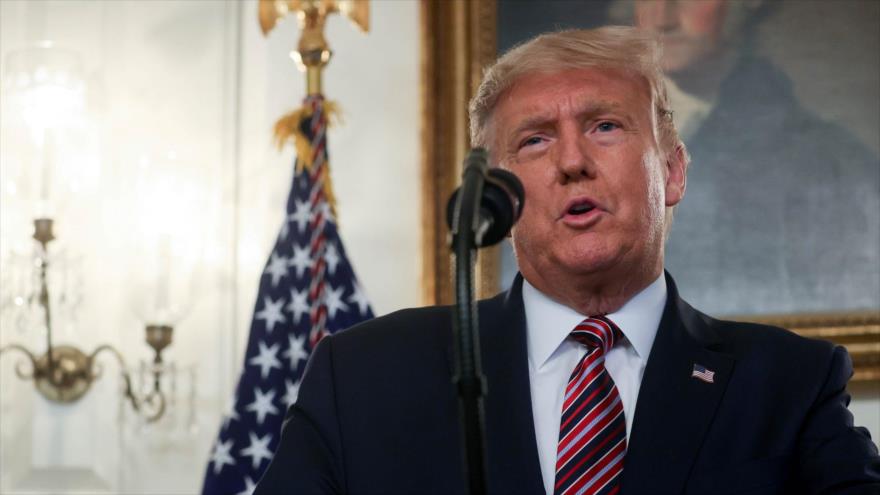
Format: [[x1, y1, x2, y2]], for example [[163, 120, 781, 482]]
[[566, 201, 595, 216]]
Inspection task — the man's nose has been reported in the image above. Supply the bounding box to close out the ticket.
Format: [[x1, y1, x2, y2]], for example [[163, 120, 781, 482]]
[[555, 132, 596, 184]]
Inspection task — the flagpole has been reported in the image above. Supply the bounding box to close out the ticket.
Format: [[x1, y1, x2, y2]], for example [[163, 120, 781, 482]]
[[201, 3, 374, 494], [258, 0, 370, 96], [258, 0, 371, 344]]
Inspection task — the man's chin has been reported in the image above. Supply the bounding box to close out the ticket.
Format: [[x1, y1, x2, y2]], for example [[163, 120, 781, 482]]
[[515, 238, 628, 280], [554, 252, 623, 279]]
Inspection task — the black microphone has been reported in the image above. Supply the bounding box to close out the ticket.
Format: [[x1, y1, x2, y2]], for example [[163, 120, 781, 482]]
[[445, 148, 525, 495], [446, 149, 525, 248]]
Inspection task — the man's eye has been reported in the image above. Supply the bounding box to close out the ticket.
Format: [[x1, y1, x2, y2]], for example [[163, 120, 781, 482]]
[[596, 121, 619, 132], [520, 136, 543, 148]]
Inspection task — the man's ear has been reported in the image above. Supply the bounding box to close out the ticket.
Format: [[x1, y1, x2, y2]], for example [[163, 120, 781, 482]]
[[664, 143, 688, 207]]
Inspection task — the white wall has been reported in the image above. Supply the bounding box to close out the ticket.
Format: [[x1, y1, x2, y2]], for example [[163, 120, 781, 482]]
[[1, 1, 241, 492]]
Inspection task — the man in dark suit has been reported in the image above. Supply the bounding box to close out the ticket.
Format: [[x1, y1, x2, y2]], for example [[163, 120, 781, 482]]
[[255, 27, 879, 494]]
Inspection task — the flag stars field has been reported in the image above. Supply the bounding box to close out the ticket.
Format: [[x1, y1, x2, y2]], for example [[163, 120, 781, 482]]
[[323, 283, 349, 318], [284, 334, 308, 370], [289, 199, 312, 234], [209, 438, 236, 475], [324, 242, 341, 275], [236, 476, 257, 495], [222, 399, 240, 431], [201, 96, 375, 495], [255, 296, 286, 333], [264, 253, 289, 287], [240, 432, 274, 470], [289, 244, 312, 279], [282, 378, 301, 407], [249, 342, 282, 379], [245, 387, 280, 425], [347, 282, 370, 316], [287, 288, 310, 324], [319, 201, 334, 224]]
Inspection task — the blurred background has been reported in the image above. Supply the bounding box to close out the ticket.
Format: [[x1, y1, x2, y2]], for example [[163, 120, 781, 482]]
[[0, 1, 876, 493], [0, 1, 418, 492]]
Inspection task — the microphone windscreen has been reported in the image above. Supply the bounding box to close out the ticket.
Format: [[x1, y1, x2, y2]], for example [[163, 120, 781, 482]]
[[478, 169, 525, 246]]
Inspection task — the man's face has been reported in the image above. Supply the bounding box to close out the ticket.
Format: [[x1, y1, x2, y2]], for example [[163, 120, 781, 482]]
[[489, 68, 686, 289], [634, 0, 727, 72]]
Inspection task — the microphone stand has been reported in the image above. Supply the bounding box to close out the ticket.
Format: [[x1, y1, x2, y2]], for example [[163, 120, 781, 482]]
[[449, 149, 491, 495]]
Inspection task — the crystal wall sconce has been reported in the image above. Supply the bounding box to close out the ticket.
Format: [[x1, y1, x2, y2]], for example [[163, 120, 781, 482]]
[[0, 219, 174, 422], [0, 43, 199, 424]]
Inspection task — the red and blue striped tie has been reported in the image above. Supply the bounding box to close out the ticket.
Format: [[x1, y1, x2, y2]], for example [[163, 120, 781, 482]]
[[554, 316, 626, 495]]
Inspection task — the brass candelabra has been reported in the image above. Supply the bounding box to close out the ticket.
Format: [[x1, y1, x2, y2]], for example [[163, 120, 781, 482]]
[[0, 219, 173, 422]]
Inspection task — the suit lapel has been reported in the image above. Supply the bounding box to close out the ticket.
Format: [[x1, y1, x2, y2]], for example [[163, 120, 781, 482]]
[[478, 276, 545, 493], [621, 274, 736, 495]]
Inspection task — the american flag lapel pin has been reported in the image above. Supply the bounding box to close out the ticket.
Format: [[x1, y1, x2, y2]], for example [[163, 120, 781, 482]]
[[691, 363, 716, 384]]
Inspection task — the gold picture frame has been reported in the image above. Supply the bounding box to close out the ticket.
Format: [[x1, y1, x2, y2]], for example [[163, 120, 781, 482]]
[[418, 1, 879, 382], [420, 0, 499, 307], [738, 312, 880, 382]]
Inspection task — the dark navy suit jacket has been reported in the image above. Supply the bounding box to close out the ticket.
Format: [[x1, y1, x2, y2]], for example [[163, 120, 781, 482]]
[[255, 274, 880, 494]]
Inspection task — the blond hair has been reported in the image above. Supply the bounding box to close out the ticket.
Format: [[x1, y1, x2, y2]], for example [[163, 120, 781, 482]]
[[469, 26, 680, 154]]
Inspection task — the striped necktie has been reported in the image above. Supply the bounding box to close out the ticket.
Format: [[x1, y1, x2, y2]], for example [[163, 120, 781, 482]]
[[554, 316, 627, 495]]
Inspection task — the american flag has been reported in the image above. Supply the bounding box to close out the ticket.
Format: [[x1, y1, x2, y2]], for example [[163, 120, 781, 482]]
[[691, 363, 715, 384], [201, 96, 374, 495]]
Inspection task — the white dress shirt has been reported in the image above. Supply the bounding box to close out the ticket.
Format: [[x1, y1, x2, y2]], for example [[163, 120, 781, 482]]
[[523, 274, 667, 495]]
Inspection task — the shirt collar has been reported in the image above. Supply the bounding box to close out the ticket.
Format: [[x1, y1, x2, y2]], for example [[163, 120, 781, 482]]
[[523, 273, 667, 370]]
